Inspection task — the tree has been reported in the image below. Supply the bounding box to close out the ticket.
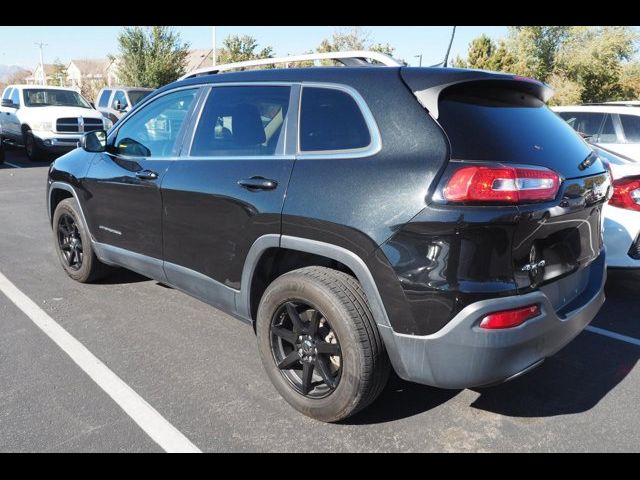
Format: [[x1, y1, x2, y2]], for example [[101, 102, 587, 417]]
[[217, 35, 273, 66], [51, 58, 67, 87], [316, 27, 397, 64], [113, 26, 190, 88], [505, 26, 570, 80], [451, 34, 513, 71]]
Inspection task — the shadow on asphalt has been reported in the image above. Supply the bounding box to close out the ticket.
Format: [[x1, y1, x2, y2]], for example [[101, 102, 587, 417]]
[[93, 268, 149, 285], [347, 268, 640, 425]]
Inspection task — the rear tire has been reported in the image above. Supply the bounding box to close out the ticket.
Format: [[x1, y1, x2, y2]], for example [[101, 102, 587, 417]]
[[53, 198, 110, 283], [24, 129, 47, 162], [256, 266, 390, 422]]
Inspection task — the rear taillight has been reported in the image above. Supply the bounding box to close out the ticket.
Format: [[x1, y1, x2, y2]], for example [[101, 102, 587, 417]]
[[479, 304, 541, 329], [443, 166, 560, 204], [609, 178, 640, 211]]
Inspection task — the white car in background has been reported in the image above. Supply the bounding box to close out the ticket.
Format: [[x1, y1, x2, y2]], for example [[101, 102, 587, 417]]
[[0, 85, 112, 162], [592, 144, 640, 268], [553, 104, 640, 162]]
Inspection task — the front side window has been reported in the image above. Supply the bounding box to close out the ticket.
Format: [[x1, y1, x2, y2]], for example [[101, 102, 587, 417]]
[[299, 87, 371, 152], [23, 89, 92, 108], [190, 85, 290, 157], [113, 88, 197, 158], [2, 88, 12, 100], [9, 88, 20, 106], [112, 90, 128, 110], [98, 89, 112, 108], [619, 114, 640, 143]]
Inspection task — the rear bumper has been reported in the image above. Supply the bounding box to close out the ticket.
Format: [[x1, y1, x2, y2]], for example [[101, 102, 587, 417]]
[[379, 250, 606, 389]]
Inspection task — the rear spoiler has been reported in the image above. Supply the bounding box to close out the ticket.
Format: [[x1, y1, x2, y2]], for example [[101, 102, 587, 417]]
[[400, 67, 554, 119]]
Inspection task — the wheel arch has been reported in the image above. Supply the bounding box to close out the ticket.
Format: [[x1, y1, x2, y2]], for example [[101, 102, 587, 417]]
[[240, 235, 392, 331], [48, 182, 92, 239]]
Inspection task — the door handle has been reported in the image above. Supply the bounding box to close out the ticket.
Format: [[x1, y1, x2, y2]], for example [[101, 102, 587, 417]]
[[135, 170, 158, 180], [238, 176, 278, 191]]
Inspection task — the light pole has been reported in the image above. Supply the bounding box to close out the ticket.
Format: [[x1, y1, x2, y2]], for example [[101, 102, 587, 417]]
[[212, 26, 217, 67], [414, 54, 423, 67], [35, 42, 48, 85]]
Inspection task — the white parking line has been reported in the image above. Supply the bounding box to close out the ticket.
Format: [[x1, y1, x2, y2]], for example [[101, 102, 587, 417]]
[[586, 325, 640, 347], [0, 270, 202, 453], [4, 161, 22, 169]]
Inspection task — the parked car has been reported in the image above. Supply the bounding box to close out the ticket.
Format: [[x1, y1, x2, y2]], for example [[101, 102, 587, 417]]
[[591, 144, 640, 268], [0, 85, 112, 161], [95, 86, 153, 123], [46, 54, 610, 422], [553, 104, 640, 161]]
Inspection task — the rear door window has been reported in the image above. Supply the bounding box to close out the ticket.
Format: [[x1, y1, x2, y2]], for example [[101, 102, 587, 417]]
[[98, 89, 112, 108], [190, 85, 290, 157], [299, 87, 371, 152], [619, 114, 640, 143]]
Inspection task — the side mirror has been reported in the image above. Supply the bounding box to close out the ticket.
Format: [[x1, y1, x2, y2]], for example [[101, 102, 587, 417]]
[[114, 100, 124, 111], [80, 130, 107, 152], [1, 99, 15, 108], [90, 102, 95, 109]]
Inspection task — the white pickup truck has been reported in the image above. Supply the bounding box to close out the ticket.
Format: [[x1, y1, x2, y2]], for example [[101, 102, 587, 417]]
[[0, 85, 112, 162]]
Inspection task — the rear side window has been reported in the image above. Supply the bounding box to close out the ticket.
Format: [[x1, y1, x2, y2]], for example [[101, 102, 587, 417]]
[[299, 87, 371, 152], [619, 114, 640, 143], [98, 89, 112, 108], [190, 85, 290, 157], [557, 112, 605, 137]]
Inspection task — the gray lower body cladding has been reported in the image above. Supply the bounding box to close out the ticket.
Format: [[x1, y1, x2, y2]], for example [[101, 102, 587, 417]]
[[379, 251, 606, 389]]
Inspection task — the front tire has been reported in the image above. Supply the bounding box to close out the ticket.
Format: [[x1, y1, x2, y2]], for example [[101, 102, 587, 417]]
[[256, 266, 390, 422], [53, 198, 110, 283], [24, 129, 47, 162]]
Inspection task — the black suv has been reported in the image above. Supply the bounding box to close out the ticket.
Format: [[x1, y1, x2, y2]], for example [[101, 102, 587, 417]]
[[47, 65, 610, 422]]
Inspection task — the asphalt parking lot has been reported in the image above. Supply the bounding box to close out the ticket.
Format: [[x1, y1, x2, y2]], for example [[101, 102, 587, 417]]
[[1, 147, 640, 452]]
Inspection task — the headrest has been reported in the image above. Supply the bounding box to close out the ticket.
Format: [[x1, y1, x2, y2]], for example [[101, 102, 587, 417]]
[[231, 103, 266, 146]]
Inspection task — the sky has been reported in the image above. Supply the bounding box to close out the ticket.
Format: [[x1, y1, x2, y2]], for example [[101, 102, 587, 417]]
[[0, 26, 510, 69]]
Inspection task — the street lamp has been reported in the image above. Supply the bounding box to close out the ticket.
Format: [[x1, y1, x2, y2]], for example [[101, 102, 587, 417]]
[[414, 54, 423, 67]]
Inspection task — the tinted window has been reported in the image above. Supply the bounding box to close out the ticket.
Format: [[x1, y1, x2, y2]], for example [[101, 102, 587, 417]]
[[2, 88, 12, 100], [190, 86, 290, 157], [114, 89, 197, 157], [299, 87, 370, 152], [98, 89, 112, 108], [128, 90, 151, 106], [557, 111, 605, 137], [112, 90, 128, 110], [597, 114, 617, 143], [620, 114, 640, 143], [10, 88, 20, 106], [438, 86, 594, 178]]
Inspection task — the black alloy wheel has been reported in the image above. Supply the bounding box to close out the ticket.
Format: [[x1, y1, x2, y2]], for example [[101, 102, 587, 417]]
[[57, 213, 84, 271], [270, 301, 342, 398]]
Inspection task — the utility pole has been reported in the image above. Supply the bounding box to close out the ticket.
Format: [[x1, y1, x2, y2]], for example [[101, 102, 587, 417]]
[[414, 54, 423, 67], [212, 26, 217, 67], [35, 42, 48, 85]]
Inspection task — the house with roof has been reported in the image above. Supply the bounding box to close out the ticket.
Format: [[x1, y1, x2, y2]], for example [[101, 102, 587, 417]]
[[186, 49, 214, 72], [25, 64, 57, 85]]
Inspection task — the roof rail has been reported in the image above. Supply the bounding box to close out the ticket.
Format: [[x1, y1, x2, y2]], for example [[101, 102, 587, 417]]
[[178, 50, 402, 81]]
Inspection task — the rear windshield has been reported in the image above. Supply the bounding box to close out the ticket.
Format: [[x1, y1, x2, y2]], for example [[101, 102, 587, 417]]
[[438, 85, 593, 173]]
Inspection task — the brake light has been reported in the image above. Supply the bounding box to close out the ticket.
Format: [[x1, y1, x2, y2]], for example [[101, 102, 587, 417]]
[[443, 166, 560, 203], [609, 177, 640, 212], [479, 304, 541, 329]]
